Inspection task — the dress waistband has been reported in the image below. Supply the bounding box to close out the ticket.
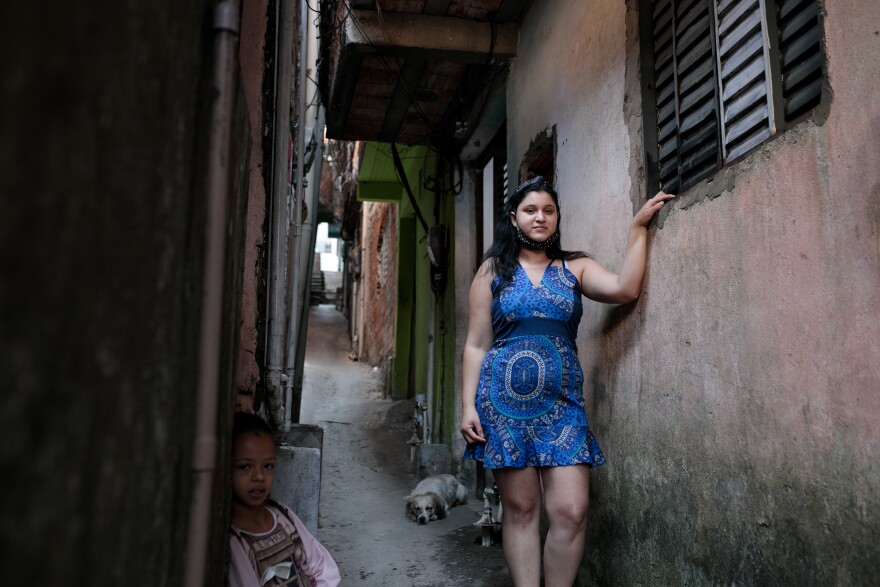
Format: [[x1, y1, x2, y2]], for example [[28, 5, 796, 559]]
[[494, 317, 576, 342]]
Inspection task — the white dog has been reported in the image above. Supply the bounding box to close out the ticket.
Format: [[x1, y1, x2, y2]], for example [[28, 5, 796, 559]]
[[405, 474, 468, 525]]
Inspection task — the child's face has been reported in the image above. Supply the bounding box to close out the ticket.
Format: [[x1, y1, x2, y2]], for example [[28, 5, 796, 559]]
[[231, 432, 276, 509]]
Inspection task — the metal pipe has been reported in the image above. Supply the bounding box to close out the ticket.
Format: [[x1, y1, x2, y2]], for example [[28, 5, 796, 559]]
[[283, 0, 310, 426], [288, 106, 325, 421], [264, 0, 296, 429], [183, 2, 240, 585]]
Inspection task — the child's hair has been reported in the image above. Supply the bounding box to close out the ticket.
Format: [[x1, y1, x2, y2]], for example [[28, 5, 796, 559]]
[[232, 411, 274, 440]]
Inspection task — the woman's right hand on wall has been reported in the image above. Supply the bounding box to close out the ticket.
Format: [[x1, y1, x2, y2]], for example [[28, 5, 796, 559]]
[[633, 191, 675, 228]]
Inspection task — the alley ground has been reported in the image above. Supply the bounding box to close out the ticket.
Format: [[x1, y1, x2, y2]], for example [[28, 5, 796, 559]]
[[299, 304, 511, 586]]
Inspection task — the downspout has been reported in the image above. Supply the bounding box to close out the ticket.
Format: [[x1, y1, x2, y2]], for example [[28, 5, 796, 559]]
[[264, 0, 295, 429], [283, 0, 309, 427], [289, 107, 325, 421], [183, 2, 239, 585]]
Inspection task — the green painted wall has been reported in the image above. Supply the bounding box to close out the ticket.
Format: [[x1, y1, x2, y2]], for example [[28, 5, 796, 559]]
[[393, 215, 416, 398], [373, 144, 458, 448], [391, 146, 435, 401]]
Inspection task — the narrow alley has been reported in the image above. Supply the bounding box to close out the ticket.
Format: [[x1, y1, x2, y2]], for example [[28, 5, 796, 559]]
[[299, 304, 511, 586]]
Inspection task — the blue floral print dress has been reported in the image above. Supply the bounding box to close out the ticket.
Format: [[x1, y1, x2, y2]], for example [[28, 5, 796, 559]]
[[464, 259, 606, 469]]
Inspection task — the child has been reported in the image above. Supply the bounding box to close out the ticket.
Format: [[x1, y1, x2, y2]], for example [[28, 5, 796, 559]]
[[228, 412, 340, 587]]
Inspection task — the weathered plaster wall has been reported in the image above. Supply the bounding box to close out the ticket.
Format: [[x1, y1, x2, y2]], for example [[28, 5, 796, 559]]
[[435, 181, 461, 447], [237, 0, 272, 412], [453, 174, 479, 477], [1, 1, 250, 584], [507, 0, 880, 584], [361, 202, 398, 367]]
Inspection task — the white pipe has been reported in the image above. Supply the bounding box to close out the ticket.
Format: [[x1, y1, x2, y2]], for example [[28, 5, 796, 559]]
[[287, 108, 326, 419], [264, 0, 295, 429], [283, 0, 310, 427], [183, 2, 239, 585], [283, 0, 325, 424]]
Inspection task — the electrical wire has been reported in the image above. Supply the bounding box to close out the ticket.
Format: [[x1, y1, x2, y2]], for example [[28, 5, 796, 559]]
[[391, 143, 430, 235]]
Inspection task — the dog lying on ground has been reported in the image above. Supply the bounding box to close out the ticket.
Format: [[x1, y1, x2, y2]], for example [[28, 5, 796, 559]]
[[405, 474, 468, 525]]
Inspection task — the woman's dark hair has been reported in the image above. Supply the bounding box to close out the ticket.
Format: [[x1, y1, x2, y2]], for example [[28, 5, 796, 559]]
[[483, 175, 589, 283], [232, 411, 274, 439]]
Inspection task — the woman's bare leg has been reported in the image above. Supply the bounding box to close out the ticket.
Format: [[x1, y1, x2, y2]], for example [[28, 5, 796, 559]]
[[493, 467, 542, 587], [540, 464, 590, 587]]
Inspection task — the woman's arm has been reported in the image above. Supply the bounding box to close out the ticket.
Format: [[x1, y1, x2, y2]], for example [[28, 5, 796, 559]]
[[460, 261, 495, 444], [578, 191, 674, 304]]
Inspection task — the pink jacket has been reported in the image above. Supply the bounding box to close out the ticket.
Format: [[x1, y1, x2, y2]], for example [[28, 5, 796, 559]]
[[229, 502, 340, 587]]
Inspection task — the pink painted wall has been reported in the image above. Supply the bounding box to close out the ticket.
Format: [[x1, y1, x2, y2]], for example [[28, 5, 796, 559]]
[[236, 0, 271, 412], [504, 0, 880, 582]]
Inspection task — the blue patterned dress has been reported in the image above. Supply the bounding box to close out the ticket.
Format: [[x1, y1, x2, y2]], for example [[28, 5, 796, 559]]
[[464, 260, 606, 469]]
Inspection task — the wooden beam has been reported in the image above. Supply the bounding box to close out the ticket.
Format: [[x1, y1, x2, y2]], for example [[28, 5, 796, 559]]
[[325, 51, 362, 139], [345, 9, 518, 63], [379, 59, 427, 143]]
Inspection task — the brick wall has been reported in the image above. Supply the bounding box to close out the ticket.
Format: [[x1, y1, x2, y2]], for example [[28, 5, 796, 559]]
[[361, 202, 398, 367]]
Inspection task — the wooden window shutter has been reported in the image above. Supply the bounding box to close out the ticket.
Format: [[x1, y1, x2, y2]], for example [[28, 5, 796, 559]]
[[776, 0, 824, 121], [644, 0, 824, 195], [651, 0, 722, 194], [713, 0, 775, 163], [652, 0, 681, 194], [674, 0, 722, 192]]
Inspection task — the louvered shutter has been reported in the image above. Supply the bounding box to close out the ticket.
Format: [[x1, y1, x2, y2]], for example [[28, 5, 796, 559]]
[[713, 0, 774, 163], [652, 0, 681, 194], [644, 0, 824, 195], [776, 0, 824, 121], [675, 0, 721, 192]]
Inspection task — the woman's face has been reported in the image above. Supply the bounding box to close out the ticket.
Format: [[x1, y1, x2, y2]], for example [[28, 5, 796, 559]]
[[510, 190, 558, 243]]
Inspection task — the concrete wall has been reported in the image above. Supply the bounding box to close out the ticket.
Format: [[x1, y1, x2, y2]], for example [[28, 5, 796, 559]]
[[506, 0, 880, 583], [236, 0, 272, 412], [452, 174, 479, 481], [0, 1, 250, 584]]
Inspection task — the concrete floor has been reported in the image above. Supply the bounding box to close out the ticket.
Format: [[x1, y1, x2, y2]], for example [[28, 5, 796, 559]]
[[299, 304, 511, 586]]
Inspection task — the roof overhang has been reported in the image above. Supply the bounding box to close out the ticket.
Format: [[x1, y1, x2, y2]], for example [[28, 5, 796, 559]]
[[318, 0, 532, 149]]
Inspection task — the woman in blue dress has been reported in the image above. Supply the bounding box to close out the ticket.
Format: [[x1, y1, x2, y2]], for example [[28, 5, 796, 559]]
[[461, 176, 673, 586]]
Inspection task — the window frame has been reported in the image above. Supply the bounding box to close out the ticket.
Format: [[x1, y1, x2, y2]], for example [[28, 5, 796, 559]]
[[639, 0, 828, 197]]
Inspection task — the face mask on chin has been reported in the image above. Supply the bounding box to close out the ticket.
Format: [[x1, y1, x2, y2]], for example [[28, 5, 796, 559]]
[[516, 225, 559, 250]]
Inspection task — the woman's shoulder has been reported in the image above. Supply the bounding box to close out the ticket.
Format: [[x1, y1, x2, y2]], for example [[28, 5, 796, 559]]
[[561, 255, 598, 272], [473, 258, 500, 284]]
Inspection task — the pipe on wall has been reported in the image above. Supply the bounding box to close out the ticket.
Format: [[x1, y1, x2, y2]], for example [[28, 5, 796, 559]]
[[183, 2, 240, 585], [289, 107, 325, 421], [283, 0, 310, 426], [264, 0, 296, 429]]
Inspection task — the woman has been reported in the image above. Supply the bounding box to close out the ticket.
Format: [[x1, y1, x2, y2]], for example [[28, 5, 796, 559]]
[[461, 176, 673, 586]]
